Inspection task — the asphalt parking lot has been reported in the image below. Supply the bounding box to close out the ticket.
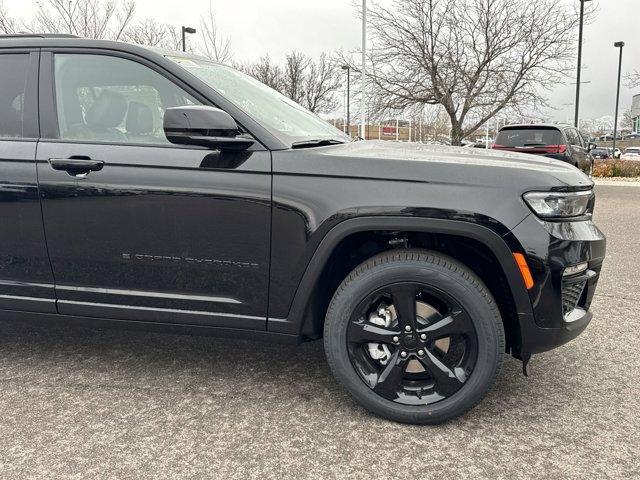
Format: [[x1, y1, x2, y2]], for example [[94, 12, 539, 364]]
[[0, 183, 638, 479]]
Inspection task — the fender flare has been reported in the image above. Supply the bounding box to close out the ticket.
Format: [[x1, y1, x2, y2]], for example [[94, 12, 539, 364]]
[[268, 216, 533, 342]]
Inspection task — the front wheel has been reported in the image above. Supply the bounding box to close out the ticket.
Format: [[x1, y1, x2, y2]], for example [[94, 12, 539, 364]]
[[323, 249, 505, 424]]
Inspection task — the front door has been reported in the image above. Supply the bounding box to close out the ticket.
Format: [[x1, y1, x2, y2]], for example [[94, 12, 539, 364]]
[[0, 50, 56, 313], [36, 51, 271, 329]]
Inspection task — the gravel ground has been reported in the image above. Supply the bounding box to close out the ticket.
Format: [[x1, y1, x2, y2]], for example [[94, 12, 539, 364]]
[[0, 185, 638, 479]]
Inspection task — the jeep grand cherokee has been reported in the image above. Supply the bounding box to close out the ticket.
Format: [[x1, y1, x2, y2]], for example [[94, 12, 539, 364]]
[[0, 35, 606, 424]]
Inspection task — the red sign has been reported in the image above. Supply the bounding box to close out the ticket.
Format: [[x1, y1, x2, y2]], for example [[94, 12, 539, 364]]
[[382, 126, 397, 136]]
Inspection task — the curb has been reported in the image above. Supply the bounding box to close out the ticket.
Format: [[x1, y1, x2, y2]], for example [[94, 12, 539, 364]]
[[593, 179, 640, 187]]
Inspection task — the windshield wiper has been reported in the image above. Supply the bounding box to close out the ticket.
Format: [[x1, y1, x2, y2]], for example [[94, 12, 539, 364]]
[[291, 138, 347, 149]]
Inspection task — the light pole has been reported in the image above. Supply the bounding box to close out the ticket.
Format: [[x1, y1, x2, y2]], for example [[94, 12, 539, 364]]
[[361, 0, 367, 139], [341, 65, 351, 136], [574, 0, 591, 128], [181, 26, 196, 52], [485, 122, 490, 149], [612, 41, 624, 154]]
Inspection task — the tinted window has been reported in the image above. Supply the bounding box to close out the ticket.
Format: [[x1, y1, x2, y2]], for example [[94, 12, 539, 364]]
[[495, 128, 561, 147], [53, 54, 200, 144], [565, 128, 582, 147], [0, 54, 29, 139]]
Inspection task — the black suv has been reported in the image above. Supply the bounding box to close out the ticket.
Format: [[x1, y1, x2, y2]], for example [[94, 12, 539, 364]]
[[493, 124, 595, 172], [0, 36, 606, 424], [591, 147, 612, 159]]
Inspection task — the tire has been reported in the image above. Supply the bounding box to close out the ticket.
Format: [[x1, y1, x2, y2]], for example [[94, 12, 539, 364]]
[[323, 249, 505, 424]]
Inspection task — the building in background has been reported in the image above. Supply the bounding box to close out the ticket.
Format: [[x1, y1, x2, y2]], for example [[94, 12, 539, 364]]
[[632, 94, 640, 133]]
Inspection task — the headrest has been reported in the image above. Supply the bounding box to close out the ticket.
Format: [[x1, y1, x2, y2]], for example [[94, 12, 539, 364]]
[[126, 101, 154, 135], [85, 90, 127, 129]]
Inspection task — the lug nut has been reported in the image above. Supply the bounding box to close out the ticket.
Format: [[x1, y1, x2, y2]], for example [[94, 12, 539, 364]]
[[418, 349, 425, 356], [392, 336, 399, 343], [420, 333, 427, 340], [400, 351, 407, 358], [404, 325, 411, 332]]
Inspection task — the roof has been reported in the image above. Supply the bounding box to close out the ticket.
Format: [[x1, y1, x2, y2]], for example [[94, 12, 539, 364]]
[[0, 34, 214, 64], [0, 35, 163, 54], [0, 33, 79, 39], [499, 123, 570, 130]]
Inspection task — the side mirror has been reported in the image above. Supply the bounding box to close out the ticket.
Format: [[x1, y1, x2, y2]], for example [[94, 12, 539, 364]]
[[588, 142, 597, 151], [163, 106, 255, 151]]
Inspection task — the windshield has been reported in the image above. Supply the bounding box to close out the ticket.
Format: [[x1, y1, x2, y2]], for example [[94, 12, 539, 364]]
[[495, 128, 562, 148], [167, 56, 349, 146]]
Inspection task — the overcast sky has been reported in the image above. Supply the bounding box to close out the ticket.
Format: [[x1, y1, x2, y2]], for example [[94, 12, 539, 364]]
[[8, 0, 639, 122]]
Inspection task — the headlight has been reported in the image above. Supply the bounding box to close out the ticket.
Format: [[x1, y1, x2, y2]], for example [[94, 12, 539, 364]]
[[523, 190, 593, 218]]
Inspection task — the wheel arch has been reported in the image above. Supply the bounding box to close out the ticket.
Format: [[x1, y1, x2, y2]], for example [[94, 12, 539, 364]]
[[268, 216, 533, 355]]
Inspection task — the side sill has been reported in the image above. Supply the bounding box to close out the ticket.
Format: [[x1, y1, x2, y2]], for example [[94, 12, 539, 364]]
[[0, 309, 300, 344]]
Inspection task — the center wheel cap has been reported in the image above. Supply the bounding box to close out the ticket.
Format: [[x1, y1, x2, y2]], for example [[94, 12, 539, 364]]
[[401, 334, 419, 350]]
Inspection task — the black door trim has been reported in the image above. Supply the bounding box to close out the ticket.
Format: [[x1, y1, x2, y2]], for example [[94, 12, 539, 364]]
[[57, 300, 266, 330]]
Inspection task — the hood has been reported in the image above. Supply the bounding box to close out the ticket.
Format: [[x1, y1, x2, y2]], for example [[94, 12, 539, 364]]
[[274, 140, 593, 191]]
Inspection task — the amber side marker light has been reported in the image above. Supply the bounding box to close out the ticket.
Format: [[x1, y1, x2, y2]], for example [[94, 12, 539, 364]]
[[513, 252, 534, 290]]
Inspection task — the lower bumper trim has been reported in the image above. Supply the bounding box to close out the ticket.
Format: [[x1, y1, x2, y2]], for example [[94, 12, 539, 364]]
[[519, 309, 593, 355]]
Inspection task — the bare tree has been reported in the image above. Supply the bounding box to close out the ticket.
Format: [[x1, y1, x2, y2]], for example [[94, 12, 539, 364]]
[[626, 71, 640, 89], [240, 55, 285, 92], [0, 0, 18, 34], [241, 51, 341, 114], [199, 2, 232, 63], [123, 18, 181, 50], [25, 0, 135, 40], [2, 0, 183, 50], [302, 53, 341, 113], [358, 0, 584, 145], [2, 0, 203, 53], [283, 51, 311, 104]]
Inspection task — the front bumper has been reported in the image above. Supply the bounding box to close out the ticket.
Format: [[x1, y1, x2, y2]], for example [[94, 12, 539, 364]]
[[506, 214, 606, 355]]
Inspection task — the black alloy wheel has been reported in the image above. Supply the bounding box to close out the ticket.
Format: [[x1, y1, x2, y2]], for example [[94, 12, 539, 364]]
[[324, 249, 504, 424], [346, 282, 478, 406]]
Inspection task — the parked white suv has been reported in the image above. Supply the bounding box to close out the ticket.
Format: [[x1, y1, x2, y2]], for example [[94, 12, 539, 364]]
[[622, 147, 640, 160]]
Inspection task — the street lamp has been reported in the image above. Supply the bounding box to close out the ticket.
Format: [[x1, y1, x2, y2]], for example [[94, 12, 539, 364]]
[[181, 26, 196, 52], [574, 0, 591, 128], [341, 65, 351, 137], [612, 41, 625, 154]]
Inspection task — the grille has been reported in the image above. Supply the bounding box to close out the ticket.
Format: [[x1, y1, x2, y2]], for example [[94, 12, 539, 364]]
[[562, 280, 586, 316]]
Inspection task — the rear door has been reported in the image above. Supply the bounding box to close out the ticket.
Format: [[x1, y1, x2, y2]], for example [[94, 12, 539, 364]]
[[0, 49, 56, 313], [36, 50, 271, 329], [564, 127, 589, 170]]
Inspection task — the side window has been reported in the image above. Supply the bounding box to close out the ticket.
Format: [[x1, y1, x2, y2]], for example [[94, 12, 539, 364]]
[[565, 128, 581, 147], [53, 54, 200, 144], [572, 129, 584, 147], [0, 54, 30, 139], [579, 131, 589, 147]]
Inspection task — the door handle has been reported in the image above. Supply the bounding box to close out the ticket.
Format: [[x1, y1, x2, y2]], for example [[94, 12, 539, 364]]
[[49, 157, 105, 177]]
